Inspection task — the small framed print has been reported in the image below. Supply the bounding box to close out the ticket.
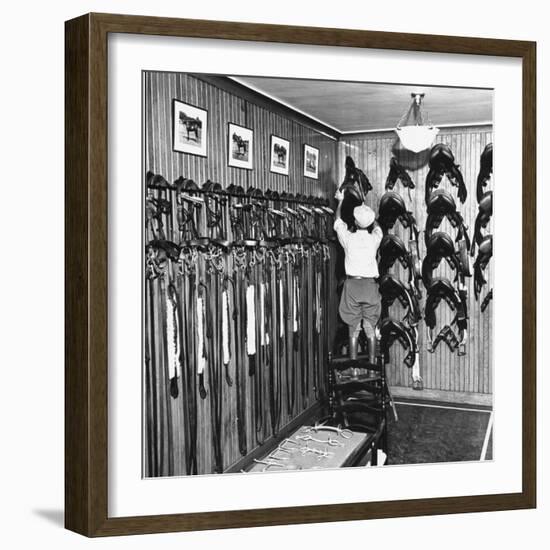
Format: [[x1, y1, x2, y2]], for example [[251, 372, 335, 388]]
[[172, 99, 208, 156], [228, 123, 253, 169], [304, 144, 319, 179], [270, 134, 290, 175]]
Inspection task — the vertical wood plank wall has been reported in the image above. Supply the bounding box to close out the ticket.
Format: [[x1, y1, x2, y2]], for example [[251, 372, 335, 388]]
[[144, 72, 338, 476], [339, 126, 494, 395], [145, 71, 338, 197]]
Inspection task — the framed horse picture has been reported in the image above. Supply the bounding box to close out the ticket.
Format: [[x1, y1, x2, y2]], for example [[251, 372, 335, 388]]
[[270, 134, 290, 175], [304, 144, 319, 179], [172, 99, 208, 156], [228, 123, 253, 169]]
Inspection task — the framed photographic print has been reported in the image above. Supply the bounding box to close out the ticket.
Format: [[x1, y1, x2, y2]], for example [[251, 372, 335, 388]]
[[304, 144, 319, 179], [270, 134, 290, 175], [65, 13, 536, 537], [172, 98, 208, 156], [228, 122, 253, 169]]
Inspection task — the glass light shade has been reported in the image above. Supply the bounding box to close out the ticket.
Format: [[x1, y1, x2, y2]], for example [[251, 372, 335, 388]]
[[395, 125, 440, 153]]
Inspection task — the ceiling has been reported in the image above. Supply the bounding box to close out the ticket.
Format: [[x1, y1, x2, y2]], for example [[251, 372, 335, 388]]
[[233, 76, 493, 133]]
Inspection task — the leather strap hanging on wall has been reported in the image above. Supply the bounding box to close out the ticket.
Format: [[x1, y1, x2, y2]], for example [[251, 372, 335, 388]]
[[144, 173, 334, 476]]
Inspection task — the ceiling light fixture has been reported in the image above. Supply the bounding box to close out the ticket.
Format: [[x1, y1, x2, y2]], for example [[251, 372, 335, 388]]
[[395, 93, 439, 153]]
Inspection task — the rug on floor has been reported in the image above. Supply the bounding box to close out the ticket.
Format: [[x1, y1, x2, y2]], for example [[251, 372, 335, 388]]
[[386, 403, 492, 464]]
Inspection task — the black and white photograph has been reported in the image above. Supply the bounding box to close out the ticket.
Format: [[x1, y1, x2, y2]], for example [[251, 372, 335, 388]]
[[228, 122, 253, 169], [172, 98, 208, 156], [144, 71, 494, 478], [304, 143, 319, 179], [269, 134, 290, 175]]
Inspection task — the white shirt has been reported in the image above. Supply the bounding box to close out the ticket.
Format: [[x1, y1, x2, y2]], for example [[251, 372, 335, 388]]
[[334, 218, 383, 277]]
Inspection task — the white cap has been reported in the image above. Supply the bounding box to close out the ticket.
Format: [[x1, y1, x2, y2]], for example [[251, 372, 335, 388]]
[[353, 204, 375, 228]]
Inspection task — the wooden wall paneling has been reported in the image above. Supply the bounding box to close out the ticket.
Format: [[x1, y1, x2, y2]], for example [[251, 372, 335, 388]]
[[485, 129, 493, 395], [464, 130, 475, 394], [468, 130, 477, 394], [484, 129, 492, 394], [458, 130, 466, 391], [484, 130, 491, 395], [468, 130, 476, 391], [170, 73, 179, 183], [465, 130, 472, 393], [461, 130, 469, 393], [222, 88, 232, 467], [143, 71, 339, 475], [478, 131, 484, 393], [441, 136, 451, 391], [340, 126, 493, 396]]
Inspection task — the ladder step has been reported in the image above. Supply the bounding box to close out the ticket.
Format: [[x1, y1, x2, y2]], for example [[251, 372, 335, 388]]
[[330, 355, 378, 369]]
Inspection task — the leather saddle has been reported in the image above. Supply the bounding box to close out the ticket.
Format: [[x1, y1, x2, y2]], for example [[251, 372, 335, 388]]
[[379, 274, 422, 326], [425, 143, 467, 204], [379, 317, 417, 368], [424, 189, 472, 267], [474, 234, 493, 300], [477, 143, 493, 203], [378, 191, 417, 234], [471, 191, 493, 256], [378, 234, 410, 274], [421, 232, 460, 287], [385, 157, 415, 191], [424, 277, 468, 355], [339, 156, 372, 230], [425, 189, 460, 240], [424, 277, 463, 330]]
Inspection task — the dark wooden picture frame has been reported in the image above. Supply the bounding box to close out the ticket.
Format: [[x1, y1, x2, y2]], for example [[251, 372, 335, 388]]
[[65, 13, 536, 537], [228, 122, 254, 170], [172, 98, 208, 157]]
